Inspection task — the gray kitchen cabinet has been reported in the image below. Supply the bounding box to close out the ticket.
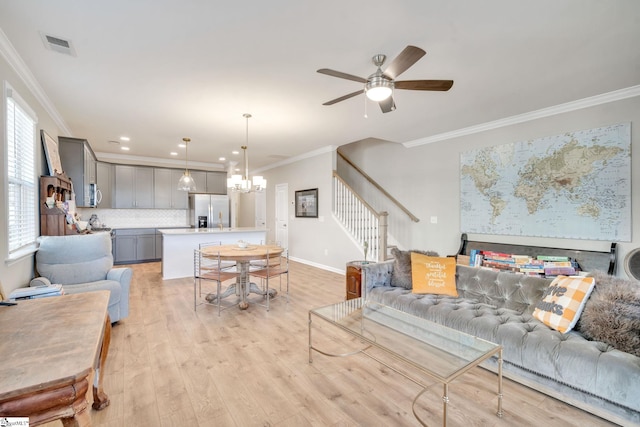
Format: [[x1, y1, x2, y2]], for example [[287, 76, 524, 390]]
[[154, 168, 188, 209], [113, 228, 158, 264], [58, 136, 97, 207], [96, 162, 114, 208], [190, 170, 206, 193], [206, 171, 227, 194], [114, 165, 154, 208], [155, 230, 162, 259]]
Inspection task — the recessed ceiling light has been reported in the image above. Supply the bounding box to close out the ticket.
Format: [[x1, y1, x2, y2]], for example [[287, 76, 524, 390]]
[[178, 143, 186, 148], [219, 157, 226, 161], [120, 136, 130, 142], [121, 146, 130, 151], [232, 150, 239, 155], [170, 152, 178, 156]]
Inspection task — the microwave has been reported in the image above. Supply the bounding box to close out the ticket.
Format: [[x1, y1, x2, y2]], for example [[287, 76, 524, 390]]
[[88, 183, 102, 207]]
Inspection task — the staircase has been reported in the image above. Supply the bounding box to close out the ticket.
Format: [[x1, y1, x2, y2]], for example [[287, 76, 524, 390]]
[[333, 172, 387, 262], [333, 149, 420, 261]]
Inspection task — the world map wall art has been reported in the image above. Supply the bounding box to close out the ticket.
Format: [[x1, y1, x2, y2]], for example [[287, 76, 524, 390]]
[[460, 123, 631, 241]]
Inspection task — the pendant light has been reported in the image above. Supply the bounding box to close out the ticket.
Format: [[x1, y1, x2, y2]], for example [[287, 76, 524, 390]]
[[227, 114, 266, 192], [177, 137, 197, 192]]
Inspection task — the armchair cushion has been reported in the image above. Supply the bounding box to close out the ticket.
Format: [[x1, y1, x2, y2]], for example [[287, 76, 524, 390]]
[[36, 233, 113, 284]]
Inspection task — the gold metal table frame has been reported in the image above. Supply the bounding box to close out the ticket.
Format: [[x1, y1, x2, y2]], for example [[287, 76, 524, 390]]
[[308, 298, 503, 426]]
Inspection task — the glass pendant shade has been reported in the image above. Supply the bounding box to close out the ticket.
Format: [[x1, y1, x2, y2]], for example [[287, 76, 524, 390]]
[[177, 171, 196, 192], [177, 137, 197, 192]]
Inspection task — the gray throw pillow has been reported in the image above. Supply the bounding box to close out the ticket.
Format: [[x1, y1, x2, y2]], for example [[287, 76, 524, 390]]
[[577, 270, 640, 357], [390, 247, 439, 289]]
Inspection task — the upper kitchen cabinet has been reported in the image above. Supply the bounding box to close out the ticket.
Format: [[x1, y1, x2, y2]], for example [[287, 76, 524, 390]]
[[190, 171, 206, 193], [206, 171, 227, 194], [58, 137, 98, 207], [114, 165, 154, 208], [96, 162, 114, 208], [154, 168, 188, 209]]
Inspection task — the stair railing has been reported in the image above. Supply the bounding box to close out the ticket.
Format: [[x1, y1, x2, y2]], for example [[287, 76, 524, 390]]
[[337, 150, 419, 223], [333, 171, 388, 262]]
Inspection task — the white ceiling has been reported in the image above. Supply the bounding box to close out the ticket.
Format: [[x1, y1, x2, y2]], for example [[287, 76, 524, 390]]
[[1, 1, 639, 172]]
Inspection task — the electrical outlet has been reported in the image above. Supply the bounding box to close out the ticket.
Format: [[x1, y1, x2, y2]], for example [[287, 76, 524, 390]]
[[430, 216, 438, 224]]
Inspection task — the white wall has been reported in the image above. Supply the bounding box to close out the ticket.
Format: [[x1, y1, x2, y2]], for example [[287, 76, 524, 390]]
[[335, 96, 640, 277], [0, 55, 64, 295], [263, 150, 362, 273]]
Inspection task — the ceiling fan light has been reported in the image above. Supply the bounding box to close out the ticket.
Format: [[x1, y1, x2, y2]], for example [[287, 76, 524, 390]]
[[365, 77, 393, 101]]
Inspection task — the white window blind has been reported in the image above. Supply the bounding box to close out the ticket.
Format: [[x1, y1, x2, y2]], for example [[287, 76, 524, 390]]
[[6, 88, 37, 255]]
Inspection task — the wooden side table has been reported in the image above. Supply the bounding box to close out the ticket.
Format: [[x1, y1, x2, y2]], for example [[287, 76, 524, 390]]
[[346, 261, 373, 300], [0, 291, 111, 426]]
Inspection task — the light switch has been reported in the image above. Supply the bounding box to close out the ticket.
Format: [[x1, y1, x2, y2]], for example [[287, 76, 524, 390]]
[[430, 216, 438, 224]]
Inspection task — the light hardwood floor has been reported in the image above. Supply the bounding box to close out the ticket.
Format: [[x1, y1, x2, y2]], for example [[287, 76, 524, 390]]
[[43, 261, 616, 427]]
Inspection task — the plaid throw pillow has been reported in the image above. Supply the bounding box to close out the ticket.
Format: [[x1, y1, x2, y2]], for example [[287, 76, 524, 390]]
[[533, 275, 596, 334]]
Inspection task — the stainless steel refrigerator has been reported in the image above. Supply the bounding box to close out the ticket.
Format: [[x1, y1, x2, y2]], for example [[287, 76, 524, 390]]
[[189, 194, 230, 228]]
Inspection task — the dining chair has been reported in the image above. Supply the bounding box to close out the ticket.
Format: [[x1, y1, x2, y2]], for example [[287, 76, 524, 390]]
[[199, 241, 236, 270], [194, 248, 239, 315], [250, 247, 289, 311], [249, 240, 281, 270]]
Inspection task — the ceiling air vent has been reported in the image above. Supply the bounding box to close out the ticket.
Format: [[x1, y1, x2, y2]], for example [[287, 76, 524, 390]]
[[40, 32, 76, 56]]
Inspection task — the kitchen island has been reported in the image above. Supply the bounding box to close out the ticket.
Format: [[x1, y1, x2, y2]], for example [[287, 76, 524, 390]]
[[158, 227, 267, 280]]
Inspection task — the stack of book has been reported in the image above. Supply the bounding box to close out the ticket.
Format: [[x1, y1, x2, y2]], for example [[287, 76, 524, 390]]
[[468, 250, 580, 277], [539, 256, 579, 276], [9, 284, 64, 300]]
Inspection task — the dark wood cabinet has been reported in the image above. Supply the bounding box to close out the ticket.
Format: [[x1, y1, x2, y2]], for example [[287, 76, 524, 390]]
[[346, 261, 372, 300], [40, 175, 79, 236]]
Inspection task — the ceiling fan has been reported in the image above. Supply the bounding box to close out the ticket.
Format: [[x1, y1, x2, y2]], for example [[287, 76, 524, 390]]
[[317, 45, 453, 113]]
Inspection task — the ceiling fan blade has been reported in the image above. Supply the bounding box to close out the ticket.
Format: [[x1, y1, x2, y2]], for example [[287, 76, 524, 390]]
[[317, 68, 367, 83], [323, 89, 365, 106], [395, 80, 454, 91], [378, 96, 396, 113], [383, 45, 426, 80]]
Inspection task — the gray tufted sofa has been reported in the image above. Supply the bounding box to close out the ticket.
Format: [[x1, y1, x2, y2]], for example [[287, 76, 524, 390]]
[[362, 261, 640, 426]]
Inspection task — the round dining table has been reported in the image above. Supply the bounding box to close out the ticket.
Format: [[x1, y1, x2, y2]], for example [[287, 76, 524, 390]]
[[201, 243, 283, 309]]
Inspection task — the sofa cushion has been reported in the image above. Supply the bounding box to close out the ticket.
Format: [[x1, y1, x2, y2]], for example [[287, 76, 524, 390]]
[[533, 275, 595, 333], [390, 247, 439, 289], [410, 254, 457, 296], [578, 271, 640, 356]]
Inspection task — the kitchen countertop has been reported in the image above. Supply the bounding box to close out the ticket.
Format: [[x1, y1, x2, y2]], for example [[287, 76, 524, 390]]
[[158, 227, 267, 235]]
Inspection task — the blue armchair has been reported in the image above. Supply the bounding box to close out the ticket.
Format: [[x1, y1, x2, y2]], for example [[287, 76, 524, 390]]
[[35, 232, 132, 322]]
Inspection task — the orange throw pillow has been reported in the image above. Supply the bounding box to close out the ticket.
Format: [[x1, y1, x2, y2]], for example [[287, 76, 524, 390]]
[[533, 275, 596, 334], [411, 254, 458, 297]]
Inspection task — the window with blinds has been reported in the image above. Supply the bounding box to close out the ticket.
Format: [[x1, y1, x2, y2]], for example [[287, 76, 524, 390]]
[[6, 87, 37, 256]]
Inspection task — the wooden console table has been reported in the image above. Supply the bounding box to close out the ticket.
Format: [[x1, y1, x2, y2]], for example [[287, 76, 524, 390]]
[[0, 291, 111, 426]]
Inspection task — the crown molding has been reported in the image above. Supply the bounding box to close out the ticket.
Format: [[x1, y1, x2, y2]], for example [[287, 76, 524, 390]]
[[95, 151, 226, 171], [254, 145, 337, 173], [404, 85, 640, 148], [0, 27, 72, 136]]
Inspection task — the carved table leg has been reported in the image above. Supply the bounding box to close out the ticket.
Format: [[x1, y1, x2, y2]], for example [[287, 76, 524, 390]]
[[92, 315, 111, 410]]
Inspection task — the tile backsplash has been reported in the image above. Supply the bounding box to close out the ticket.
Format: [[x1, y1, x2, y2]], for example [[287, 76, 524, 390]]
[[77, 208, 189, 228]]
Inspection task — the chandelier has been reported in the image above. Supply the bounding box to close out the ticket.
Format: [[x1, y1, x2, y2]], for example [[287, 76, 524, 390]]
[[177, 137, 197, 192], [227, 113, 266, 193]]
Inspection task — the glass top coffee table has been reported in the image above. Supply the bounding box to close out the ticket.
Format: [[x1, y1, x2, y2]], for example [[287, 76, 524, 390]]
[[309, 298, 503, 426]]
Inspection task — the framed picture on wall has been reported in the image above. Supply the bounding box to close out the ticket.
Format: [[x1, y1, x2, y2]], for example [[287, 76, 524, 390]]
[[41, 130, 63, 176], [295, 188, 318, 218]]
